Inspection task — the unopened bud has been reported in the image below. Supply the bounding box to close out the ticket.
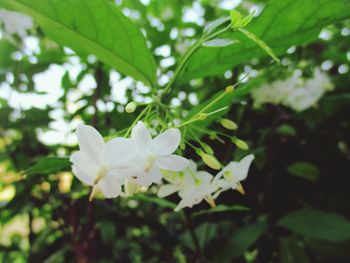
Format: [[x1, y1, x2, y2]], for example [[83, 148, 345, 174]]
[[197, 113, 208, 120], [225, 85, 234, 93], [232, 137, 249, 150], [200, 153, 221, 170], [125, 180, 138, 196], [201, 143, 214, 155], [125, 102, 137, 113], [220, 119, 238, 130]]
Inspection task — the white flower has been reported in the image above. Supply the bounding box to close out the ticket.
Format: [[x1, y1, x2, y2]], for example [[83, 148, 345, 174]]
[[159, 161, 218, 211], [70, 125, 137, 199], [213, 154, 254, 197], [0, 9, 33, 40], [128, 121, 189, 187], [251, 68, 333, 112]]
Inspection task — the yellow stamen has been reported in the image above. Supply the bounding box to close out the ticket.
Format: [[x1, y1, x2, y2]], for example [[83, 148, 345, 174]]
[[89, 185, 100, 201], [205, 196, 216, 208], [236, 182, 245, 195], [93, 165, 109, 185], [144, 156, 155, 173]]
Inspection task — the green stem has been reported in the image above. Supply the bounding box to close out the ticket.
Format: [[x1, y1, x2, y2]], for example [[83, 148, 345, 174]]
[[163, 39, 203, 95], [124, 104, 152, 137]]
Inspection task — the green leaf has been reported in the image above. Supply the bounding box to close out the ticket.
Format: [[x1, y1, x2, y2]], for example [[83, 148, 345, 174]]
[[278, 209, 350, 242], [180, 0, 350, 81], [238, 28, 280, 62], [230, 10, 242, 28], [99, 220, 116, 244], [216, 221, 268, 260], [280, 238, 310, 263], [287, 162, 319, 181], [192, 204, 250, 217], [26, 157, 70, 175], [0, 0, 157, 86]]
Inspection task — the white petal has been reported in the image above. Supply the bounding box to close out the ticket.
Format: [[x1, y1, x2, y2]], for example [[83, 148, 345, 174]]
[[150, 167, 163, 183], [158, 184, 179, 197], [131, 121, 152, 152], [70, 151, 99, 185], [235, 154, 255, 181], [76, 125, 105, 163], [126, 166, 153, 187], [156, 155, 189, 171], [105, 138, 137, 166], [98, 175, 122, 198], [151, 128, 181, 156]]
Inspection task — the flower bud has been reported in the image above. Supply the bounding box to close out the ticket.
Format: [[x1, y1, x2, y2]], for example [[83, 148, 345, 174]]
[[125, 180, 138, 196], [201, 143, 214, 155], [232, 137, 249, 150], [125, 102, 137, 113], [220, 119, 238, 130], [200, 152, 221, 170], [197, 113, 208, 120], [225, 85, 235, 93]]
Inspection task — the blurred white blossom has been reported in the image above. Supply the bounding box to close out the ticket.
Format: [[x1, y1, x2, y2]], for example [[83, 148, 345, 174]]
[[0, 9, 33, 41], [251, 68, 333, 112]]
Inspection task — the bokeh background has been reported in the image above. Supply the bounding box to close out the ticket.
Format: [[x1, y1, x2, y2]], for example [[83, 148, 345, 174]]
[[0, 0, 350, 262]]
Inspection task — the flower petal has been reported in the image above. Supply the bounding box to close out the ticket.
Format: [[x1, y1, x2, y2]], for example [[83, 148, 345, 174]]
[[76, 125, 105, 163], [70, 151, 99, 185], [105, 138, 137, 166], [158, 184, 179, 198], [235, 154, 255, 181], [156, 155, 189, 171], [131, 121, 152, 153], [98, 175, 122, 198], [151, 128, 181, 156], [150, 167, 163, 183]]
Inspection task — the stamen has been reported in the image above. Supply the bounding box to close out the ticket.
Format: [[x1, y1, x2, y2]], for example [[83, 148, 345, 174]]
[[93, 164, 109, 185], [89, 185, 100, 201], [205, 196, 216, 208], [236, 182, 245, 195], [144, 156, 155, 173]]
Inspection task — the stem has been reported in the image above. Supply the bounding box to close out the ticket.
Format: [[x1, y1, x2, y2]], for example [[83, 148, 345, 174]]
[[163, 39, 202, 95], [124, 104, 152, 137]]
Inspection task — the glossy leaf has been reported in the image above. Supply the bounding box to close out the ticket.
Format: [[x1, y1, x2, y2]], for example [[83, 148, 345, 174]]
[[278, 209, 350, 242], [180, 0, 350, 81], [0, 0, 157, 86], [26, 157, 70, 175]]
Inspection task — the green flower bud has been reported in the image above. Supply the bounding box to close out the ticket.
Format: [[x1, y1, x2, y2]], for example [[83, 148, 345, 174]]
[[232, 137, 249, 150], [125, 180, 138, 196], [200, 153, 221, 170], [197, 113, 208, 120], [125, 102, 137, 113], [201, 142, 214, 155], [220, 119, 238, 130], [225, 85, 235, 93]]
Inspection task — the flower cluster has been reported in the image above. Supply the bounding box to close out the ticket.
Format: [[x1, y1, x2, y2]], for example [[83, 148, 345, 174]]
[[159, 155, 254, 211], [70, 121, 255, 211], [0, 9, 33, 41], [70, 121, 189, 200], [251, 68, 333, 112]]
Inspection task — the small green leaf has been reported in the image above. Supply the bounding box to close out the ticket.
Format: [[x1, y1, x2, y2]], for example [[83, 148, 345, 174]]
[[26, 157, 70, 175], [203, 16, 230, 35], [278, 209, 350, 242], [238, 28, 280, 62], [230, 10, 242, 28], [287, 162, 319, 181], [192, 204, 250, 217], [202, 38, 237, 47]]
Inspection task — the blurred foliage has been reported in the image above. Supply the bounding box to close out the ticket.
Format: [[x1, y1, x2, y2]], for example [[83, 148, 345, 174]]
[[0, 0, 350, 262]]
